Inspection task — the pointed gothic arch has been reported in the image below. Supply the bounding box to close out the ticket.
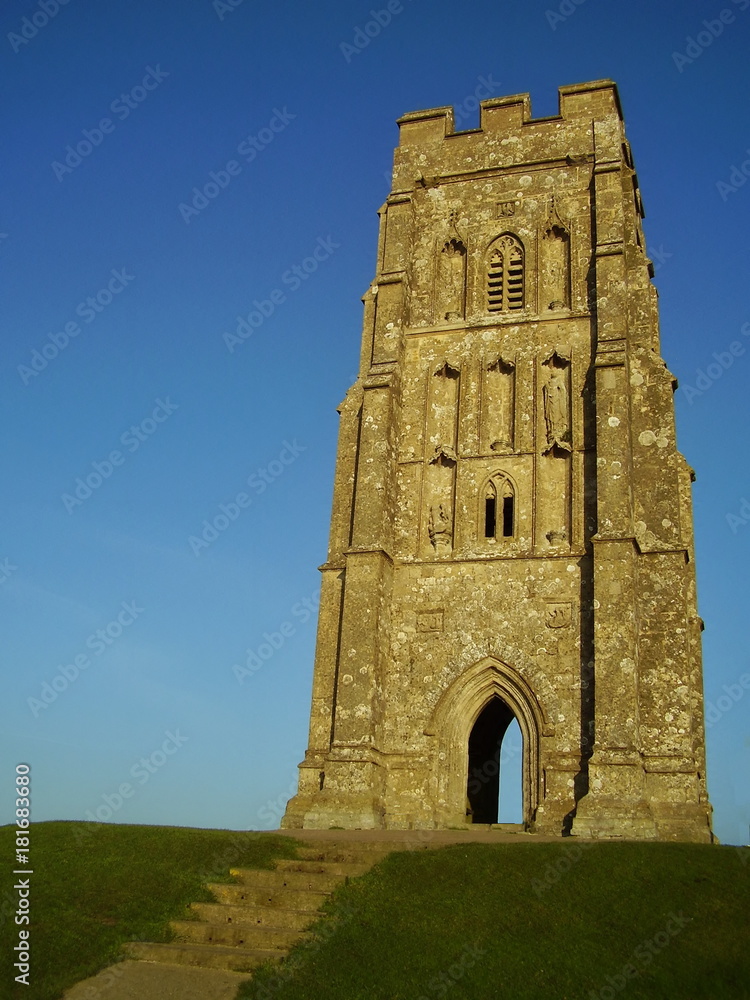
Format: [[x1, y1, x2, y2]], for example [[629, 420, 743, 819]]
[[427, 656, 548, 828], [481, 471, 516, 541]]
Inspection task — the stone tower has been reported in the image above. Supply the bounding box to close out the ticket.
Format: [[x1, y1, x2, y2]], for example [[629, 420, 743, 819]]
[[282, 80, 712, 841]]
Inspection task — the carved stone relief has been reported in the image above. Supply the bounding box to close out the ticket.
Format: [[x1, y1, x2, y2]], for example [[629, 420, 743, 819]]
[[546, 602, 572, 629], [417, 609, 444, 634], [428, 504, 452, 554]]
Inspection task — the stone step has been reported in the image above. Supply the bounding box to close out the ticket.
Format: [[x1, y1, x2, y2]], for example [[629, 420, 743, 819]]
[[125, 846, 386, 977], [294, 838, 397, 851], [124, 940, 281, 972], [297, 830, 418, 857], [274, 858, 371, 877], [229, 867, 345, 892], [170, 919, 307, 950], [296, 845, 392, 864], [207, 881, 330, 909], [191, 901, 317, 930]]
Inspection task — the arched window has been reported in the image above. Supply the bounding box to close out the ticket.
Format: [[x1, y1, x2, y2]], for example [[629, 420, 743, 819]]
[[487, 235, 524, 313], [483, 476, 515, 540]]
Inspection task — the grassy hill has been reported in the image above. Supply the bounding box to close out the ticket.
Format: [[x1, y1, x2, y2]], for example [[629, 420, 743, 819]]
[[1, 822, 748, 1000], [0, 821, 299, 1000], [241, 838, 750, 1000]]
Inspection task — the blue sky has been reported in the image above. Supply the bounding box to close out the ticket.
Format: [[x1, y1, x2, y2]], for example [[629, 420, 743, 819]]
[[1, 0, 748, 845]]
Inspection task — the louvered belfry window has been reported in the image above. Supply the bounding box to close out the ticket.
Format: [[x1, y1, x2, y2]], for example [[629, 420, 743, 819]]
[[487, 236, 524, 313]]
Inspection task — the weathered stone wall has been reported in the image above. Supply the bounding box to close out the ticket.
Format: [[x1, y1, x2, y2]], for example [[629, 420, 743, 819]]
[[282, 80, 712, 841]]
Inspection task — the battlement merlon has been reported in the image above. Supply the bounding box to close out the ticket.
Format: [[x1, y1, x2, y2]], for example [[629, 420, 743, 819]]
[[396, 79, 622, 143], [391, 80, 626, 192]]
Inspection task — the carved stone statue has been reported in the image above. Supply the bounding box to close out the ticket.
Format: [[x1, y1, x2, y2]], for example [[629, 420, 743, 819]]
[[543, 370, 571, 451], [438, 239, 467, 321], [428, 503, 452, 552]]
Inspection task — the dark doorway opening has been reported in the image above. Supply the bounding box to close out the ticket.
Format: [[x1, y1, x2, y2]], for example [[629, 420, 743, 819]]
[[466, 697, 517, 824]]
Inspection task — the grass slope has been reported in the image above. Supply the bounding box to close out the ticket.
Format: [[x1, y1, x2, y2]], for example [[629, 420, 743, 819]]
[[1, 824, 748, 1000], [0, 821, 299, 1000], [240, 841, 750, 1000]]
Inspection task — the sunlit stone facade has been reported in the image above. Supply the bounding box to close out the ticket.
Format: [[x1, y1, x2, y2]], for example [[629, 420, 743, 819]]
[[282, 80, 713, 841]]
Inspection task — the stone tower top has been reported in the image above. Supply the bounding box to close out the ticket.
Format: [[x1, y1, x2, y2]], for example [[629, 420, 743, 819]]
[[397, 79, 622, 141], [391, 80, 634, 207]]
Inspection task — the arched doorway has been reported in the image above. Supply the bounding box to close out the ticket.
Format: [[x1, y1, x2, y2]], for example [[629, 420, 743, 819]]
[[428, 656, 548, 830], [466, 697, 522, 824]]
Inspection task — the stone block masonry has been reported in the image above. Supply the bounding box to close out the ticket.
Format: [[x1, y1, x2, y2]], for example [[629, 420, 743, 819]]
[[282, 81, 713, 843]]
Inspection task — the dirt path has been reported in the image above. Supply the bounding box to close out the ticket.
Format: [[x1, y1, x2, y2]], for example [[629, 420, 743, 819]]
[[62, 959, 252, 1000]]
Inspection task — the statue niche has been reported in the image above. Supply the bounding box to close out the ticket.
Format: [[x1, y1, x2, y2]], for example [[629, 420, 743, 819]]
[[425, 361, 459, 557], [484, 356, 516, 453], [539, 352, 572, 550], [542, 357, 571, 454], [436, 238, 467, 321], [541, 197, 570, 311]]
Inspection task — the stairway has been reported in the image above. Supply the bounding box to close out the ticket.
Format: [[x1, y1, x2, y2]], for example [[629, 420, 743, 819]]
[[124, 840, 393, 973]]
